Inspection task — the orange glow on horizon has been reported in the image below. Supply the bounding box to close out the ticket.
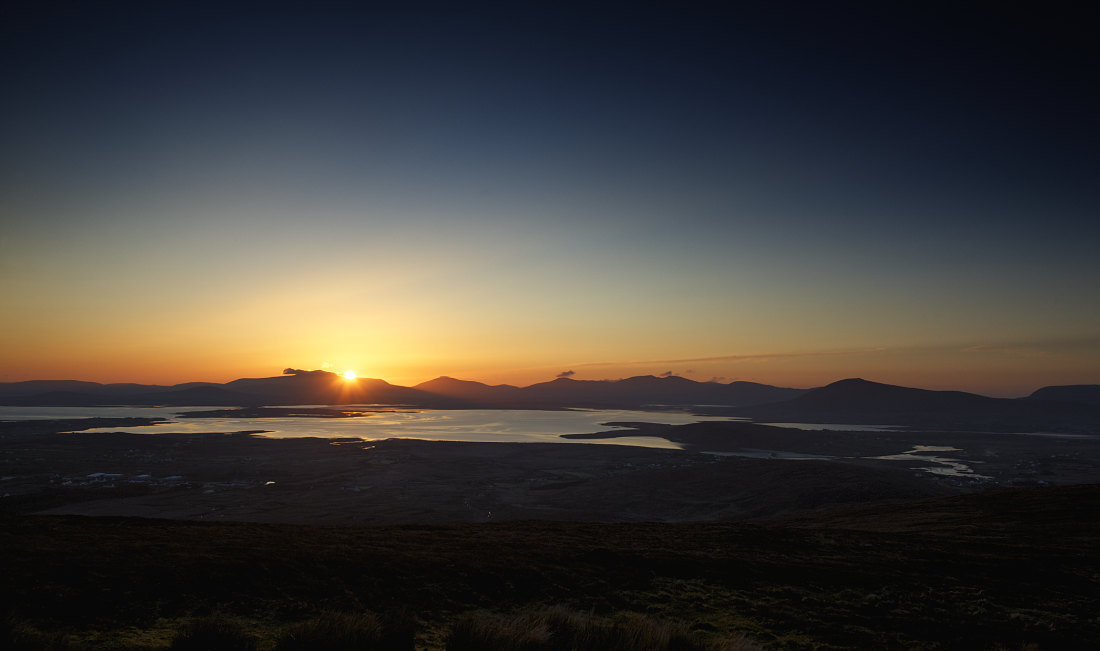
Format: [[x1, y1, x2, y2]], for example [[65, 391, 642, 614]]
[[0, 332, 1096, 399]]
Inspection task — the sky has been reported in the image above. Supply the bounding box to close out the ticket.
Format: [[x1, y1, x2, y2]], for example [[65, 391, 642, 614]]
[[2, 2, 1098, 396]]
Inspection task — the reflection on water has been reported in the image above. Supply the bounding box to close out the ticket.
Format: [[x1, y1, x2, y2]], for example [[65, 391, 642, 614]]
[[1014, 431, 1098, 439], [708, 441, 994, 481], [0, 406, 740, 450], [0, 406, 194, 420], [762, 422, 904, 432], [704, 449, 834, 460], [872, 445, 992, 480]]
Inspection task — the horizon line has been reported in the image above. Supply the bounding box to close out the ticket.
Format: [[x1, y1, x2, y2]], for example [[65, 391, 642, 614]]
[[2, 370, 1092, 400]]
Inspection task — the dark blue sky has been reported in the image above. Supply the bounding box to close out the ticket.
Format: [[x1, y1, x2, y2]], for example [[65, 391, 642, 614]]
[[2, 2, 1098, 392]]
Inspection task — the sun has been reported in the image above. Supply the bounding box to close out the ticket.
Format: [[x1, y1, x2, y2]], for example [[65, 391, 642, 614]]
[[343, 370, 357, 380]]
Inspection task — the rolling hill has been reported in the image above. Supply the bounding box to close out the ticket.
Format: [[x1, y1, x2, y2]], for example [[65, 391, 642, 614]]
[[2, 374, 1098, 432], [733, 378, 1100, 432]]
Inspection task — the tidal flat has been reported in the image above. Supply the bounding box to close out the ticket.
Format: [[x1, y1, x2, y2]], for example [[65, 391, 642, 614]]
[[1, 417, 963, 523]]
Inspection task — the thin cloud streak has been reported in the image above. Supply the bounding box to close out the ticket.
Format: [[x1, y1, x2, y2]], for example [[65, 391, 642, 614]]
[[960, 334, 1100, 353], [571, 334, 1100, 372], [573, 347, 891, 369]]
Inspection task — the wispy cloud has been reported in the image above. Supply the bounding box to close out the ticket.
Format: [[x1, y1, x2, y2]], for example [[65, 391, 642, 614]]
[[573, 347, 890, 369], [960, 335, 1100, 356], [572, 335, 1100, 371]]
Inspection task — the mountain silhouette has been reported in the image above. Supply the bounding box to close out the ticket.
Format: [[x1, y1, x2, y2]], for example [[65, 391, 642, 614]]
[[128, 385, 254, 406], [513, 375, 804, 408], [416, 375, 806, 408], [413, 376, 523, 404], [222, 372, 453, 407], [735, 378, 1100, 432], [0, 372, 802, 409], [0, 380, 104, 396], [1027, 385, 1100, 407], [777, 378, 996, 412], [1, 374, 1097, 431]]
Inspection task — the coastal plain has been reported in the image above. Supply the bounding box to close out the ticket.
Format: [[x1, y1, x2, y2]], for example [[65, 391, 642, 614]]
[[8, 416, 1100, 524], [2, 415, 1099, 649]]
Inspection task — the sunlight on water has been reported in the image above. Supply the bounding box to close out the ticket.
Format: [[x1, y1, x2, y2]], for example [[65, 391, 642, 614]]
[[871, 447, 992, 480], [762, 422, 904, 432], [0, 406, 738, 450], [0, 406, 197, 420]]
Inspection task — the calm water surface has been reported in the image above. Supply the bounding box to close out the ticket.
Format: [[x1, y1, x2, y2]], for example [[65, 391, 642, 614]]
[[760, 422, 903, 432], [0, 406, 740, 450], [0, 406, 195, 420]]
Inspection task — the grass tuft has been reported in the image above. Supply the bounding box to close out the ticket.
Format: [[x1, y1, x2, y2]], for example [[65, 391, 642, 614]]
[[170, 614, 256, 651], [445, 606, 760, 651], [2, 616, 72, 651], [274, 610, 415, 650]]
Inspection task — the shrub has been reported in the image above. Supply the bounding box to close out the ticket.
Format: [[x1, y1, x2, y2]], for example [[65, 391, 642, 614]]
[[274, 610, 415, 651], [445, 606, 761, 651], [2, 616, 72, 651], [446, 610, 552, 651], [170, 614, 256, 651]]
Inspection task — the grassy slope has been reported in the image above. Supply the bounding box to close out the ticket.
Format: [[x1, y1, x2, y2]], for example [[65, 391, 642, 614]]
[[2, 485, 1098, 649]]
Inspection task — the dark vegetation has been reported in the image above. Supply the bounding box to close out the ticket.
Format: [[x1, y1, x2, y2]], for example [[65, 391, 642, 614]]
[[169, 615, 258, 650], [273, 610, 415, 650], [445, 606, 760, 650], [2, 485, 1098, 649]]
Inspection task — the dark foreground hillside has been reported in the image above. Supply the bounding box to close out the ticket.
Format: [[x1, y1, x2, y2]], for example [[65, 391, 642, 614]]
[[2, 485, 1098, 650]]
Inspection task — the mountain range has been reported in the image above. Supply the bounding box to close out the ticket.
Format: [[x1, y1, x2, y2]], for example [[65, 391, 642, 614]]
[[721, 378, 1100, 432], [2, 372, 1098, 432], [0, 370, 804, 410]]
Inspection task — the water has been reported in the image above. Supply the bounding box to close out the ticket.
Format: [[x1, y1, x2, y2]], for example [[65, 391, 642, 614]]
[[761, 422, 904, 432], [0, 406, 197, 420], [706, 443, 992, 480], [871, 446, 992, 480], [703, 449, 835, 460], [1013, 431, 1098, 439], [0, 406, 739, 450]]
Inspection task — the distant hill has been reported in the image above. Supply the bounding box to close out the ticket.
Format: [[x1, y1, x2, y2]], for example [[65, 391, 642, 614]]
[[127, 385, 255, 406], [0, 380, 106, 396], [0, 373, 804, 409], [4, 374, 1095, 430], [222, 372, 458, 407], [0, 372, 472, 408], [1027, 385, 1100, 407], [4, 390, 108, 406], [735, 378, 1100, 432], [516, 375, 804, 408], [774, 378, 996, 413], [412, 375, 805, 409], [414, 376, 524, 404]]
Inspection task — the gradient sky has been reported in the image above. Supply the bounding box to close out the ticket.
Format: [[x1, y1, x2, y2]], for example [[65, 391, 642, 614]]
[[2, 2, 1098, 396]]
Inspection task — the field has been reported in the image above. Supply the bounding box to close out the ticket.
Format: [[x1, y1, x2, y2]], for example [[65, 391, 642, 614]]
[[2, 418, 1099, 649], [3, 485, 1099, 649]]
